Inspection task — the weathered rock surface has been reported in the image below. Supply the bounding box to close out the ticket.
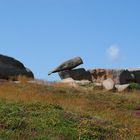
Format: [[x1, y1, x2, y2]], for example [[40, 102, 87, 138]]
[[89, 69, 113, 83], [102, 78, 115, 91], [113, 69, 133, 84], [48, 57, 83, 75], [0, 54, 34, 80], [128, 69, 140, 83], [89, 68, 133, 84], [115, 84, 130, 92], [59, 68, 92, 81]]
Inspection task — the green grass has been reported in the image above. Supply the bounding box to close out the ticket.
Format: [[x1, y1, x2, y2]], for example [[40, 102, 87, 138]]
[[0, 82, 140, 139], [0, 101, 132, 140]]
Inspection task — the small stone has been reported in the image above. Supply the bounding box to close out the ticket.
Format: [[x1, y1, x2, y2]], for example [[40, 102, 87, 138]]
[[102, 78, 115, 91], [115, 84, 130, 92]]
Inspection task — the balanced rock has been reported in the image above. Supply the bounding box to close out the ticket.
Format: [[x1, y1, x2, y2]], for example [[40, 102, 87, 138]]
[[59, 68, 92, 81], [102, 78, 115, 91], [0, 54, 34, 80], [48, 56, 83, 75]]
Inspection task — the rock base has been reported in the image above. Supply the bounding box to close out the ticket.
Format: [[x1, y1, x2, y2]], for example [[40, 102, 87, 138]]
[[59, 68, 92, 81]]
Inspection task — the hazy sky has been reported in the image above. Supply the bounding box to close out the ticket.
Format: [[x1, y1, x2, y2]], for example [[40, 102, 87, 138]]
[[0, 0, 140, 80]]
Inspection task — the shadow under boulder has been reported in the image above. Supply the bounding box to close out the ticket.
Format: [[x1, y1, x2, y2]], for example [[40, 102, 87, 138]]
[[59, 68, 92, 81]]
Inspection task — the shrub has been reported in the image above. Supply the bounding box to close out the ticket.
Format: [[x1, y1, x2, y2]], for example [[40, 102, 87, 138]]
[[129, 83, 140, 90]]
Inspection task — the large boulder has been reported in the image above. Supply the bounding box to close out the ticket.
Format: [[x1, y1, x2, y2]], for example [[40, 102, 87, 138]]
[[48, 56, 83, 75], [113, 69, 133, 84], [0, 54, 34, 80], [102, 78, 115, 91], [59, 68, 92, 81]]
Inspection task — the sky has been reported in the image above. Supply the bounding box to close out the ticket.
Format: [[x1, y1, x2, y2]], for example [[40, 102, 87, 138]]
[[0, 0, 140, 81]]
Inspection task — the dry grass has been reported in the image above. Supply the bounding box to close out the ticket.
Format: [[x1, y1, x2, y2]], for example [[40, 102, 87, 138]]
[[0, 82, 88, 112]]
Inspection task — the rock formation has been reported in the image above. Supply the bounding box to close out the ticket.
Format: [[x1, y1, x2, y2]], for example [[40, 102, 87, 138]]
[[48, 56, 140, 91], [59, 68, 92, 81], [88, 69, 113, 83], [113, 69, 133, 84], [48, 57, 83, 75], [0, 54, 34, 80], [89, 68, 133, 84]]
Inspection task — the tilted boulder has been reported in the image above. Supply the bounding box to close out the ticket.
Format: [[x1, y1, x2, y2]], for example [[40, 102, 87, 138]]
[[48, 56, 83, 75], [0, 54, 34, 80], [59, 68, 92, 81]]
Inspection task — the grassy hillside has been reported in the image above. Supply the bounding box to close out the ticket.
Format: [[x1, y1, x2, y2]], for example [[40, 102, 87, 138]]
[[0, 82, 140, 140]]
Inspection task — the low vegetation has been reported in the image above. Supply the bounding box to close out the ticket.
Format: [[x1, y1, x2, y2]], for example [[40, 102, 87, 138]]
[[129, 82, 140, 90], [0, 82, 140, 139]]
